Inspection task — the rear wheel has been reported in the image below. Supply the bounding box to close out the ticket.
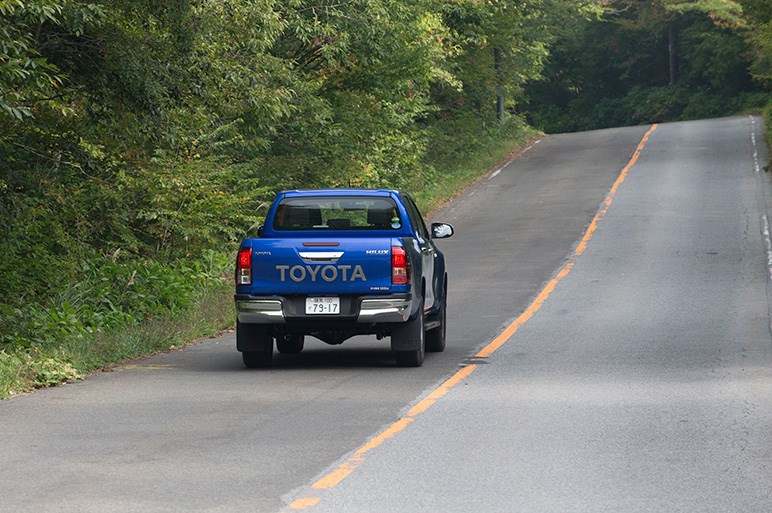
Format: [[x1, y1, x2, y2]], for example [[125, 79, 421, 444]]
[[393, 305, 425, 367], [276, 334, 304, 354]]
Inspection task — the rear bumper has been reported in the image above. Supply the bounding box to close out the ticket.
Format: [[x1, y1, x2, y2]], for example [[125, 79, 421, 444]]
[[235, 294, 412, 324], [235, 299, 284, 322]]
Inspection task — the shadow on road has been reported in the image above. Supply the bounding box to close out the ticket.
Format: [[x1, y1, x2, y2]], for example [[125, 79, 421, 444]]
[[183, 335, 410, 373], [268, 347, 399, 369]]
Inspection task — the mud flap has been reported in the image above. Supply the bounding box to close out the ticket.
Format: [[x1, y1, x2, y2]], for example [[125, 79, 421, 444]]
[[390, 306, 424, 351], [236, 321, 273, 352]]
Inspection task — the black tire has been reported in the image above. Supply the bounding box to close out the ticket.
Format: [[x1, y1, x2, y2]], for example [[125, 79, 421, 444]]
[[393, 305, 425, 367], [425, 299, 446, 353], [237, 321, 273, 368], [242, 349, 272, 368], [276, 334, 304, 354]]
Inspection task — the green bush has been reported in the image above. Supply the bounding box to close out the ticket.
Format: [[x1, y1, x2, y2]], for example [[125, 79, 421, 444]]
[[0, 351, 83, 398], [0, 278, 234, 399], [0, 250, 232, 349], [413, 113, 538, 211]]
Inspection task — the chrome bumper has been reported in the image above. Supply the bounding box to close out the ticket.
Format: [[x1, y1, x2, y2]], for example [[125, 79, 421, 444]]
[[235, 296, 412, 324], [357, 298, 411, 322], [235, 299, 284, 323]]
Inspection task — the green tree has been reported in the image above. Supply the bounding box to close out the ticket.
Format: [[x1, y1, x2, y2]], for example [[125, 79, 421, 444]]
[[433, 0, 601, 121], [741, 0, 772, 81], [523, 0, 766, 132], [0, 0, 65, 119]]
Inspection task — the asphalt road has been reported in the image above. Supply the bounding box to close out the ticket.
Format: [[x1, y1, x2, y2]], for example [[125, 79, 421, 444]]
[[1, 117, 769, 513]]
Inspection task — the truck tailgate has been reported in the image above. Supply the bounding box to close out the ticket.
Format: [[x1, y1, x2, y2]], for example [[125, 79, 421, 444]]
[[246, 238, 396, 295]]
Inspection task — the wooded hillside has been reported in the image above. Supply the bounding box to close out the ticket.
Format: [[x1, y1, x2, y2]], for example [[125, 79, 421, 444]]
[[0, 0, 769, 394], [525, 0, 771, 132]]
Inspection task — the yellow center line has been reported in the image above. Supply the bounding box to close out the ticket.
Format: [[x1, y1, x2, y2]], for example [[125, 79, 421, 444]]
[[285, 123, 658, 512], [476, 263, 573, 359], [478, 123, 657, 358], [312, 416, 416, 490], [288, 497, 320, 509], [575, 124, 657, 256], [406, 362, 477, 417]]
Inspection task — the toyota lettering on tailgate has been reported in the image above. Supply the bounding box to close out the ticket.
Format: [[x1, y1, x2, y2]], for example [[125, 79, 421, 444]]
[[276, 265, 367, 282]]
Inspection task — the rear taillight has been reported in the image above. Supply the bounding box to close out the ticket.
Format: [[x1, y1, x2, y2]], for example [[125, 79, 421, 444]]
[[236, 247, 252, 285], [391, 246, 409, 285]]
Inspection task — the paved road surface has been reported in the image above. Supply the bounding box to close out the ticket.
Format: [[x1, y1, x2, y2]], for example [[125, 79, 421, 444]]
[[1, 117, 769, 513]]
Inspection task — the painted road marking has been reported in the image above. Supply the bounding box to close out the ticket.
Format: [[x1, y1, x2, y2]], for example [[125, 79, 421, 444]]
[[488, 138, 543, 182], [750, 115, 772, 336], [477, 123, 657, 358], [120, 364, 177, 371], [285, 124, 658, 511]]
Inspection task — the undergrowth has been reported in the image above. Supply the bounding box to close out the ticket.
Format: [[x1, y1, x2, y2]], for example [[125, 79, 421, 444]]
[[414, 114, 540, 212], [0, 252, 233, 398]]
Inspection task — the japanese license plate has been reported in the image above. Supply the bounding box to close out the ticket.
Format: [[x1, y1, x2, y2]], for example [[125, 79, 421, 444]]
[[305, 297, 340, 315]]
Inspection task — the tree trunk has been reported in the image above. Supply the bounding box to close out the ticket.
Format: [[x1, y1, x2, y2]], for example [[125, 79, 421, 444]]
[[668, 25, 677, 85], [494, 48, 504, 121]]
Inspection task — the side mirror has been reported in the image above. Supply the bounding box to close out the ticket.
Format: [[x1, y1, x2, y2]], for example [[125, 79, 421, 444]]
[[431, 222, 454, 239], [257, 225, 264, 238]]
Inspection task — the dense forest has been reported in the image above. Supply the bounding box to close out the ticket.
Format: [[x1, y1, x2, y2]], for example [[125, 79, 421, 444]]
[[525, 0, 771, 132], [0, 0, 769, 394]]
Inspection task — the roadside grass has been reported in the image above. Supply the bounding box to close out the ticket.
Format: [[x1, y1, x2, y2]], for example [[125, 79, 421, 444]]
[[0, 117, 539, 399], [59, 284, 234, 371], [413, 115, 540, 213], [0, 283, 233, 399], [764, 102, 772, 159]]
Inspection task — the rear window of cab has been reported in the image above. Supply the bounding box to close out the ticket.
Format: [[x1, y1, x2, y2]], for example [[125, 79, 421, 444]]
[[273, 196, 402, 231]]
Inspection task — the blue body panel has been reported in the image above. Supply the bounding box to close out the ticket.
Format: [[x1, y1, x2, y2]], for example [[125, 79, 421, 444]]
[[236, 237, 409, 296], [236, 189, 419, 298]]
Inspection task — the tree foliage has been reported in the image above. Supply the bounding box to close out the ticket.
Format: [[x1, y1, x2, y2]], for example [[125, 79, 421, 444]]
[[524, 0, 770, 132], [1, 0, 766, 348], [1, 0, 592, 345], [742, 0, 771, 81]]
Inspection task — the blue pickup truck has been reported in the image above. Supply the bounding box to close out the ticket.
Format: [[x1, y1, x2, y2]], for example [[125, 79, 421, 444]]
[[234, 189, 454, 368]]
